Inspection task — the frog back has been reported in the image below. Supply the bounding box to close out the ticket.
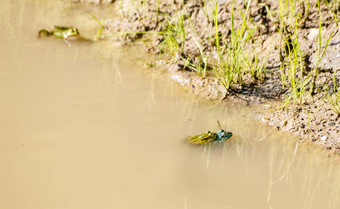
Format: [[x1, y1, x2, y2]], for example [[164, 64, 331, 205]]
[[188, 131, 217, 144]]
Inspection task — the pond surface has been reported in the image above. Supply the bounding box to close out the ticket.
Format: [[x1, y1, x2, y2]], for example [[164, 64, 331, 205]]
[[0, 1, 340, 209]]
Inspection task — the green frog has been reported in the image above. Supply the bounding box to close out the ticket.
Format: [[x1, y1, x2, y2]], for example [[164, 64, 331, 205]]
[[38, 26, 80, 39], [188, 129, 232, 144]]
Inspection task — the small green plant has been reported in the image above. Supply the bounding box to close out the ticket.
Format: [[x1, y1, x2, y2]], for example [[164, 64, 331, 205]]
[[309, 0, 333, 95], [159, 14, 186, 58], [92, 15, 104, 40], [214, 0, 259, 90], [299, 0, 311, 27], [278, 0, 333, 108], [199, 0, 211, 22], [323, 76, 340, 116], [247, 52, 267, 82], [191, 36, 209, 77], [277, 0, 306, 107], [323, 0, 340, 26], [281, 29, 310, 106]]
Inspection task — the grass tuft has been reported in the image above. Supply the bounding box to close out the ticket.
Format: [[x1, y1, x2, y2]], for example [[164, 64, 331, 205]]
[[92, 14, 104, 40], [214, 0, 263, 90]]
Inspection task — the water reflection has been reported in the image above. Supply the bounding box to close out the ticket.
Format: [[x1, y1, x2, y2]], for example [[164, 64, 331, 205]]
[[185, 103, 340, 209]]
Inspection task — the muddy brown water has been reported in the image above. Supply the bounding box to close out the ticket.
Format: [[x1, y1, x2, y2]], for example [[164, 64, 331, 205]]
[[0, 1, 340, 209]]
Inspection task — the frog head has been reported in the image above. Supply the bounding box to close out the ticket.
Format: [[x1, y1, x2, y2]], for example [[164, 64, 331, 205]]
[[216, 129, 232, 141], [64, 27, 80, 38]]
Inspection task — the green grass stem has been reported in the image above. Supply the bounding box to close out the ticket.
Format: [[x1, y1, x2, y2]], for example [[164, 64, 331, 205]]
[[91, 14, 104, 40]]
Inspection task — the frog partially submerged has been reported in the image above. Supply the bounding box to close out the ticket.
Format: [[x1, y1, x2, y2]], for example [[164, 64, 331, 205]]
[[38, 26, 80, 39], [188, 129, 232, 144]]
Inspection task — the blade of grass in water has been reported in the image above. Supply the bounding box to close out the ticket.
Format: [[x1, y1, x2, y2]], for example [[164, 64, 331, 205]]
[[92, 14, 103, 40]]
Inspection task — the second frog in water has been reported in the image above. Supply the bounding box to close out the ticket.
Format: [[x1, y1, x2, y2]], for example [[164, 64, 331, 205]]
[[38, 26, 80, 39]]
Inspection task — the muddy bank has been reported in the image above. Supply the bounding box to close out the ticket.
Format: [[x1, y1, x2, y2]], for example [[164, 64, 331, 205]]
[[70, 0, 339, 154]]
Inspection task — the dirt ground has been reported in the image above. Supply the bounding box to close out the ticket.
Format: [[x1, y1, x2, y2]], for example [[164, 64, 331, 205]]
[[70, 0, 340, 155]]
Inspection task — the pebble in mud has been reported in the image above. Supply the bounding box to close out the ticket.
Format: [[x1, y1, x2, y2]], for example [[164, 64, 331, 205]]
[[328, 121, 335, 126]]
